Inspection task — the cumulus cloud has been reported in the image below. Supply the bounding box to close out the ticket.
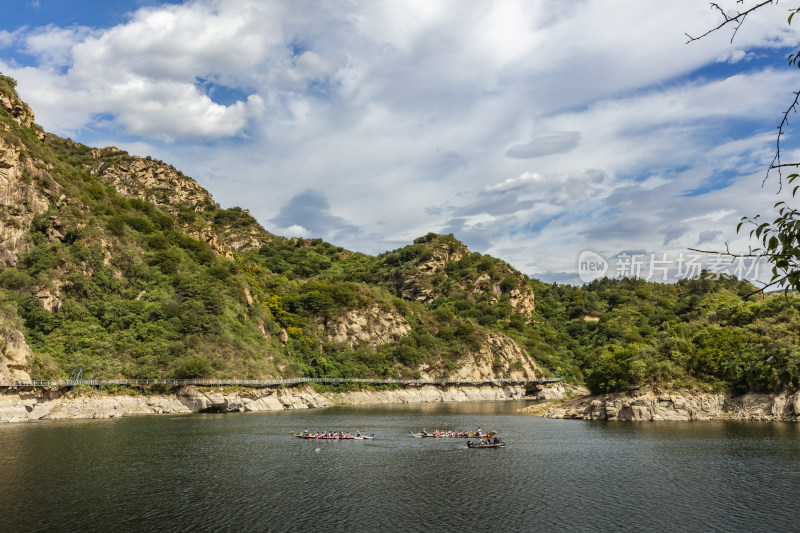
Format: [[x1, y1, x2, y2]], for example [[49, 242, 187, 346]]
[[22, 25, 93, 67], [5, 1, 336, 140], [2, 0, 799, 283]]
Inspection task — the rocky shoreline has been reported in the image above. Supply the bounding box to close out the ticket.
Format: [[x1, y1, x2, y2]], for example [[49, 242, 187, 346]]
[[5, 383, 798, 424], [0, 384, 532, 423], [531, 386, 800, 422]]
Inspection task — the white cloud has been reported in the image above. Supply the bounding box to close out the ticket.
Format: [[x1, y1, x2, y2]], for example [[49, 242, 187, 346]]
[[3, 0, 800, 282], [505, 132, 581, 159], [717, 49, 750, 63], [0, 30, 19, 49], [683, 210, 737, 224], [282, 224, 312, 238], [22, 25, 93, 67], [5, 1, 317, 140]]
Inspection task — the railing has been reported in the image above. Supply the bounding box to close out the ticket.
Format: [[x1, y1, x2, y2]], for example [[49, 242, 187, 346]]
[[0, 377, 563, 389]]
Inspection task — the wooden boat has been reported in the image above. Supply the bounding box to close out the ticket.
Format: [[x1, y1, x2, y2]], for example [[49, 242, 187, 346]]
[[467, 440, 506, 448], [408, 430, 495, 439], [291, 431, 373, 440]]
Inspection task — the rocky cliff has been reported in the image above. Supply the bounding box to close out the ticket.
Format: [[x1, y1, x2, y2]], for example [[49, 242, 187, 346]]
[[539, 386, 800, 422], [390, 234, 535, 320], [0, 383, 529, 423], [0, 84, 35, 129], [0, 135, 55, 267], [321, 304, 542, 380], [0, 85, 47, 382], [324, 305, 412, 348], [0, 323, 32, 382], [445, 331, 539, 381]]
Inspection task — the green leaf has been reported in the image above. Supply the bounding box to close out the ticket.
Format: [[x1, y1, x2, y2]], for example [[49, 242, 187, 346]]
[[769, 236, 779, 250]]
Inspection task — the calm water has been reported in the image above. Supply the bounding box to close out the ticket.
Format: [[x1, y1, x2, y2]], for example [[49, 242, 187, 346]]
[[2, 400, 800, 532]]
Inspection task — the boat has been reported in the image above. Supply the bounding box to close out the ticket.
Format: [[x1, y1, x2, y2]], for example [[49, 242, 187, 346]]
[[291, 431, 373, 440], [408, 430, 496, 439], [467, 440, 506, 448]]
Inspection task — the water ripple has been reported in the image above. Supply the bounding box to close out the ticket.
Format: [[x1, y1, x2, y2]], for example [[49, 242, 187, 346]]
[[2, 407, 800, 532]]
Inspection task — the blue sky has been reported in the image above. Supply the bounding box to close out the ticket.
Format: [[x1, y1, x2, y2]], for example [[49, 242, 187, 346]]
[[1, 0, 799, 284]]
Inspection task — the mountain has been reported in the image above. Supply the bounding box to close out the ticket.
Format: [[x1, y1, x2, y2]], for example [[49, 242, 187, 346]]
[[0, 75, 543, 384], [4, 74, 800, 396]]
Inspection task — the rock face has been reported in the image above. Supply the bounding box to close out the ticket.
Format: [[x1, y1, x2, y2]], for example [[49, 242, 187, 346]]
[[470, 272, 536, 318], [0, 83, 49, 267], [88, 149, 234, 259], [395, 237, 535, 320], [322, 305, 542, 381], [0, 326, 33, 383], [543, 387, 800, 422], [0, 384, 529, 423], [0, 136, 54, 266], [89, 149, 213, 212], [0, 88, 35, 128], [337, 384, 527, 405], [400, 239, 469, 303], [444, 331, 540, 381], [325, 305, 411, 348]]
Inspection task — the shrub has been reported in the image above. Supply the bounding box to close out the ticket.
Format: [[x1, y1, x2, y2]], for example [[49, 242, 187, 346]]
[[172, 355, 212, 378]]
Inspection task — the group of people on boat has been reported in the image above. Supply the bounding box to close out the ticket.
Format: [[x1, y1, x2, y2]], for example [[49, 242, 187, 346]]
[[419, 427, 491, 438], [466, 435, 504, 448], [301, 429, 364, 439]]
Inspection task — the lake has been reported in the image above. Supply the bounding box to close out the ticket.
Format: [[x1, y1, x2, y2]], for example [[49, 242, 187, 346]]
[[1, 400, 799, 532]]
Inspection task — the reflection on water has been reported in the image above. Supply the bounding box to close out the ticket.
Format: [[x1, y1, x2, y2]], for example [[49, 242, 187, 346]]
[[1, 401, 800, 532]]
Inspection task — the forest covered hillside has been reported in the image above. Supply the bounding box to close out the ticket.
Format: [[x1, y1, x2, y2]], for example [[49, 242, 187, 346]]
[[0, 76, 543, 384], [1, 75, 800, 394]]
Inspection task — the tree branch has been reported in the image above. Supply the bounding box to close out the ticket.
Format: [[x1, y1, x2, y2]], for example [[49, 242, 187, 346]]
[[687, 246, 764, 258], [767, 90, 800, 191], [743, 277, 783, 298], [687, 246, 792, 258], [686, 1, 777, 43]]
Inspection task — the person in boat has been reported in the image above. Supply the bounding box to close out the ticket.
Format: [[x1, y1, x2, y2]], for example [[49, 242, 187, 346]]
[[303, 428, 309, 436], [477, 427, 482, 436]]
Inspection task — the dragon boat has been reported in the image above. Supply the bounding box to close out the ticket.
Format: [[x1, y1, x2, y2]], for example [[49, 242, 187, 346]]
[[408, 430, 496, 439], [467, 440, 506, 448], [291, 431, 373, 440]]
